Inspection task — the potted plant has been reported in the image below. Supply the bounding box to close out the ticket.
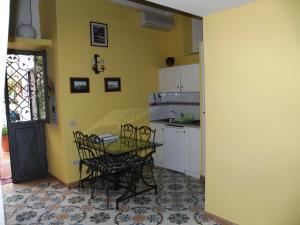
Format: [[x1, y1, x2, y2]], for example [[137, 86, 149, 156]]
[[1, 127, 9, 152]]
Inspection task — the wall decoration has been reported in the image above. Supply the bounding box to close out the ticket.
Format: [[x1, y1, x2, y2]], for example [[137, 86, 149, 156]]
[[90, 22, 108, 47], [70, 78, 90, 93], [92, 54, 105, 74], [104, 78, 121, 92]]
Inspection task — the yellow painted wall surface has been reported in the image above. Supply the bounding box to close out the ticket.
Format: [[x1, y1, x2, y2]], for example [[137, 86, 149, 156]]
[[204, 0, 300, 224], [53, 0, 169, 183], [167, 14, 199, 66], [39, 0, 199, 184], [40, 0, 68, 182]]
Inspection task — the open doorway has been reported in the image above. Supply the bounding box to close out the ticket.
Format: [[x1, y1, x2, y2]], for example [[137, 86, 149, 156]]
[[1, 50, 49, 184]]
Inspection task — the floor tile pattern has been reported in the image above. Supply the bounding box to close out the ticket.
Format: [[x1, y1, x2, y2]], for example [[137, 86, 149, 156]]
[[2, 167, 220, 225]]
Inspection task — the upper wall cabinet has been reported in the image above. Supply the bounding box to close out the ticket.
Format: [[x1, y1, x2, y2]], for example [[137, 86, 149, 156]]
[[159, 67, 181, 92], [192, 19, 203, 53], [159, 64, 200, 92], [182, 18, 202, 55]]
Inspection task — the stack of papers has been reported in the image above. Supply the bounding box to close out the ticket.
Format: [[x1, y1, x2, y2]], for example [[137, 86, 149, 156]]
[[98, 133, 119, 142]]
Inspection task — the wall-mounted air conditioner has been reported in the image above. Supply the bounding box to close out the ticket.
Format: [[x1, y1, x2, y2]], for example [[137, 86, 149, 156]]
[[140, 11, 174, 32]]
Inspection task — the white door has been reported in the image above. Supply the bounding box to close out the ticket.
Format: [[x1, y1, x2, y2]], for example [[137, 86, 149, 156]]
[[180, 64, 200, 92], [150, 123, 165, 168], [164, 126, 185, 173], [159, 67, 181, 92]]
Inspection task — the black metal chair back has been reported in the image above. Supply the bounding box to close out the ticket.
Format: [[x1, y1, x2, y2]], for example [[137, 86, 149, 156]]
[[135, 126, 156, 158], [88, 133, 106, 157], [136, 126, 156, 143], [73, 131, 95, 160], [120, 123, 137, 139]]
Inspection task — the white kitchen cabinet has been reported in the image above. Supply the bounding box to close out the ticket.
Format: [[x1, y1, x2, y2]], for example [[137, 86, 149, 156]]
[[150, 123, 165, 168], [184, 127, 201, 178], [191, 18, 203, 53], [164, 126, 186, 173], [159, 67, 181, 92], [180, 64, 200, 92], [150, 122, 201, 177], [159, 64, 200, 92]]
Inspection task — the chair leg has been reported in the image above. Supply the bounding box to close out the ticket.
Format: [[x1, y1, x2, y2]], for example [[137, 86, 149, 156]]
[[90, 171, 96, 199], [78, 163, 83, 189], [105, 179, 110, 209], [148, 164, 157, 194]]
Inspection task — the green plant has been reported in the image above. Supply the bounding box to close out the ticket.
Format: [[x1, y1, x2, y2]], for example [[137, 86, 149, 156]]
[[2, 127, 8, 136]]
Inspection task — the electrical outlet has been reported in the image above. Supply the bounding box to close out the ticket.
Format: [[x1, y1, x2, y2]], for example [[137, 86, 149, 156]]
[[73, 160, 80, 165], [69, 120, 77, 127]]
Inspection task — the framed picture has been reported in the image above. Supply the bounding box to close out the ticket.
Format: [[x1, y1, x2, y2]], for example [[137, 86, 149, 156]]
[[104, 78, 121, 92], [90, 21, 108, 47], [70, 78, 90, 93]]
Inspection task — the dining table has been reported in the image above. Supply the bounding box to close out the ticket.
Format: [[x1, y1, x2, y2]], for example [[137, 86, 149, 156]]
[[96, 136, 163, 209]]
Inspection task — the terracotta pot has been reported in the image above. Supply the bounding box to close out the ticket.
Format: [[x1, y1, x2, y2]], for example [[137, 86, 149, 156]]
[[1, 135, 9, 152]]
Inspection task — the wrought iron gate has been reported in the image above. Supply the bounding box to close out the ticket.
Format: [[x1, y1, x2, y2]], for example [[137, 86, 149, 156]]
[[5, 50, 48, 183]]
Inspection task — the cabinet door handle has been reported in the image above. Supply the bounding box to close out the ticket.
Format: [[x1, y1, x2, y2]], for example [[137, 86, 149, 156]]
[[183, 131, 186, 134], [176, 85, 179, 88]]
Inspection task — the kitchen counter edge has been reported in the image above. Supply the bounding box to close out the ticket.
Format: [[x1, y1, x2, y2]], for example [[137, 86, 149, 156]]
[[150, 120, 201, 128]]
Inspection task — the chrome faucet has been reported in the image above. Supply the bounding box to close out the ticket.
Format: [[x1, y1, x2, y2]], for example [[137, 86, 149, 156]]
[[169, 110, 177, 121]]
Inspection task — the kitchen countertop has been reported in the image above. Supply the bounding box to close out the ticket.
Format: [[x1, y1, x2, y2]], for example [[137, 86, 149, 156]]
[[150, 119, 200, 128]]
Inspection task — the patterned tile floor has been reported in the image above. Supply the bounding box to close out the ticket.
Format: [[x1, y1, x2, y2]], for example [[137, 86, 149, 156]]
[[2, 167, 220, 225]]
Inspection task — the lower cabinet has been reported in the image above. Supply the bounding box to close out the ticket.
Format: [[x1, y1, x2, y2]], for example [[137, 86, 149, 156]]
[[150, 123, 165, 168], [150, 123, 201, 178], [164, 126, 186, 173], [184, 127, 201, 178]]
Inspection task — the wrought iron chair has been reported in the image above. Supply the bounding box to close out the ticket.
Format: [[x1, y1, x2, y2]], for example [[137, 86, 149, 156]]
[[87, 133, 130, 209], [127, 126, 157, 194], [120, 123, 137, 139], [73, 131, 97, 189], [120, 124, 157, 190]]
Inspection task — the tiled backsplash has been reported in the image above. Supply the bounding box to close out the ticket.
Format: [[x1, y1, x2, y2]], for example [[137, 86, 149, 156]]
[[149, 92, 200, 120]]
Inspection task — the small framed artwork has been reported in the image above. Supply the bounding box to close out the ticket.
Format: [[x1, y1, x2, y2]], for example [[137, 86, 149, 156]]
[[70, 78, 90, 93], [90, 21, 108, 47], [104, 78, 121, 92]]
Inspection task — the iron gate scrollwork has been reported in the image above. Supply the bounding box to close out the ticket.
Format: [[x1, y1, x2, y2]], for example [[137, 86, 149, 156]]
[[5, 51, 48, 123]]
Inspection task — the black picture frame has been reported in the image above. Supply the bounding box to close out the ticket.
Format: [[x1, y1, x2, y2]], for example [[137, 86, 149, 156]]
[[104, 78, 121, 92], [90, 21, 108, 47], [70, 78, 90, 93]]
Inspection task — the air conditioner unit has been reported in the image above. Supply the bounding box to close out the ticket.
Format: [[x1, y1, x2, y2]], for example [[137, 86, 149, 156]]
[[140, 11, 174, 32]]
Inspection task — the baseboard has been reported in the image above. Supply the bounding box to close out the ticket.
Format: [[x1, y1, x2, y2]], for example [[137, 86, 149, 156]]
[[200, 175, 205, 184], [48, 173, 79, 188], [204, 211, 238, 225], [67, 180, 79, 188]]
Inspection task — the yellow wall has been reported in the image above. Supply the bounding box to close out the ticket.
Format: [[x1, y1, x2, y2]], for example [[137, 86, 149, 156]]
[[40, 0, 68, 182], [40, 0, 199, 184], [167, 14, 199, 65], [42, 0, 167, 184], [204, 0, 300, 224]]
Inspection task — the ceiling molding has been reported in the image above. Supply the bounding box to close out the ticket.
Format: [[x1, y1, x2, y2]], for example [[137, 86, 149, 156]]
[[109, 0, 172, 16]]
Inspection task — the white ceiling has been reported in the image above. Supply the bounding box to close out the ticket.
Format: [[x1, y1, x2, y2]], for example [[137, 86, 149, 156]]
[[144, 0, 255, 16], [110, 0, 172, 15]]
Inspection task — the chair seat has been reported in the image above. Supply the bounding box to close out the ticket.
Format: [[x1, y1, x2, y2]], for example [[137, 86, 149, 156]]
[[119, 153, 152, 168], [86, 155, 130, 175]]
